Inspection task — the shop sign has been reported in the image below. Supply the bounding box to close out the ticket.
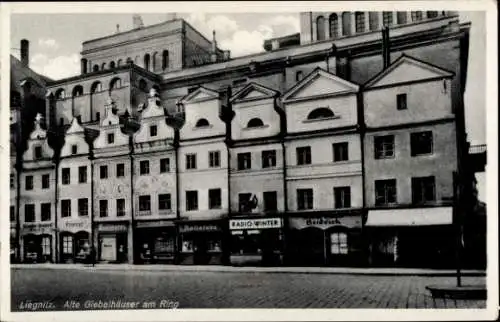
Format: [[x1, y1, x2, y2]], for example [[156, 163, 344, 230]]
[[97, 223, 128, 233], [229, 218, 283, 230], [289, 216, 361, 230], [60, 220, 90, 233], [21, 222, 54, 235], [178, 223, 221, 233], [136, 220, 175, 228]]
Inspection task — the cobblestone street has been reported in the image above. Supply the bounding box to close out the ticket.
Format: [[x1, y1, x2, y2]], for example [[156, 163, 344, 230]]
[[11, 267, 486, 310]]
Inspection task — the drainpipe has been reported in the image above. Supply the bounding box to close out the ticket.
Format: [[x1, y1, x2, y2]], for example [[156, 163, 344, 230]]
[[129, 135, 135, 264], [277, 95, 288, 265], [357, 90, 368, 266], [174, 128, 181, 264], [382, 26, 391, 69], [89, 151, 95, 261], [54, 153, 59, 263]]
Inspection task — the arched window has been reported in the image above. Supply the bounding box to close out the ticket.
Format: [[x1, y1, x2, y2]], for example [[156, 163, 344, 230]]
[[144, 54, 150, 71], [117, 59, 123, 67], [355, 12, 365, 33], [329, 14, 339, 38], [90, 81, 102, 94], [109, 77, 122, 90], [411, 11, 423, 21], [342, 12, 352, 36], [368, 12, 379, 31], [55, 88, 66, 100], [152, 52, 158, 71], [396, 12, 407, 24], [101, 62, 106, 70], [382, 12, 393, 26], [307, 107, 334, 120], [426, 11, 438, 18], [93, 65, 99, 72], [247, 118, 264, 128], [316, 16, 325, 41], [72, 85, 84, 97], [139, 79, 147, 91], [126, 57, 133, 64], [152, 85, 160, 93], [162, 50, 169, 70], [109, 61, 116, 69], [195, 118, 210, 127]]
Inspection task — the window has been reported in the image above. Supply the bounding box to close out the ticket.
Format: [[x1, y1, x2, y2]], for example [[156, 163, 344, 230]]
[[62, 235, 73, 255], [411, 11, 423, 21], [334, 187, 351, 208], [160, 158, 170, 173], [195, 118, 210, 127], [374, 135, 395, 159], [355, 12, 365, 33], [117, 199, 125, 217], [237, 152, 252, 170], [61, 199, 71, 218], [60, 118, 64, 126], [333, 142, 349, 162], [307, 107, 334, 120], [397, 93, 407, 110], [369, 12, 379, 31], [34, 146, 42, 159], [144, 54, 151, 71], [209, 151, 220, 168], [78, 198, 88, 216], [41, 237, 51, 256], [330, 232, 348, 254], [96, 112, 100, 121], [71, 145, 78, 155], [41, 203, 51, 221], [397, 12, 407, 24], [116, 163, 125, 177], [247, 118, 264, 128], [209, 189, 222, 209], [149, 125, 157, 137], [264, 191, 278, 211], [375, 179, 397, 206], [411, 131, 433, 156], [100, 165, 108, 179], [42, 174, 50, 189], [427, 11, 438, 18], [341, 12, 352, 36], [186, 191, 198, 211], [162, 50, 169, 70], [10, 174, 14, 189], [158, 194, 171, 211], [25, 176, 33, 190], [107, 133, 114, 144], [316, 16, 325, 40], [186, 154, 197, 170], [25, 204, 35, 222], [295, 70, 304, 82], [296, 146, 311, 165], [297, 189, 314, 210], [412, 176, 436, 204], [140, 160, 150, 175], [91, 81, 102, 93], [10, 206, 15, 221], [62, 168, 70, 185], [329, 13, 339, 38], [382, 11, 393, 26], [99, 200, 108, 217], [110, 78, 122, 90], [262, 150, 276, 168], [78, 166, 87, 183], [238, 193, 253, 213], [139, 195, 151, 211]]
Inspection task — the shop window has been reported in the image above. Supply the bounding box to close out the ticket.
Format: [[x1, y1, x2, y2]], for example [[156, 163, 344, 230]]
[[355, 12, 365, 33], [334, 187, 351, 208], [41, 203, 51, 221], [78, 166, 87, 183], [107, 133, 115, 144], [307, 107, 334, 120], [158, 194, 171, 210], [375, 179, 397, 206], [333, 142, 349, 162], [62, 235, 73, 255], [247, 118, 264, 128], [186, 153, 197, 170], [316, 16, 325, 41], [34, 146, 43, 160], [117, 199, 125, 217], [100, 165, 108, 179], [237, 152, 251, 170], [369, 12, 379, 31], [297, 189, 313, 210], [181, 237, 194, 253], [397, 93, 407, 110], [396, 12, 407, 24], [186, 191, 198, 211], [382, 11, 393, 26], [374, 135, 395, 159], [25, 204, 35, 222], [41, 236, 51, 256], [149, 125, 157, 137], [99, 200, 108, 217], [10, 174, 14, 189], [42, 174, 50, 189], [116, 163, 125, 177], [329, 13, 339, 38], [230, 231, 261, 255], [264, 191, 278, 211], [61, 199, 71, 218], [10, 206, 15, 222], [209, 189, 222, 209], [62, 168, 70, 185], [139, 195, 151, 211], [25, 175, 33, 191], [78, 198, 88, 216], [330, 232, 348, 254], [411, 176, 436, 204], [411, 131, 433, 156], [209, 151, 220, 168], [140, 160, 150, 175], [411, 11, 423, 21], [262, 150, 276, 168], [160, 158, 170, 173], [296, 146, 311, 165], [342, 12, 352, 36]]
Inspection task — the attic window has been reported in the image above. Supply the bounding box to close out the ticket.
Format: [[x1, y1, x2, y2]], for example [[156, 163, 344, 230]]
[[247, 118, 264, 128], [71, 145, 78, 155], [307, 107, 335, 120], [34, 146, 42, 160], [195, 118, 210, 127]]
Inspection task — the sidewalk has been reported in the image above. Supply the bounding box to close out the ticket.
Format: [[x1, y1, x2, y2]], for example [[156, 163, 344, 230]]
[[11, 263, 486, 276]]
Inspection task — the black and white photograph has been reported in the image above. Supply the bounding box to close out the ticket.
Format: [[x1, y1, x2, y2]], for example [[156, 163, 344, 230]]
[[1, 1, 497, 321]]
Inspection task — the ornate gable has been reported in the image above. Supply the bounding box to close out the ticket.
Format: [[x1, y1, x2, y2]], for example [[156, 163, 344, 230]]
[[61, 117, 89, 157], [66, 117, 85, 134], [101, 97, 120, 127], [181, 86, 219, 104], [23, 113, 54, 162], [140, 88, 165, 119], [230, 82, 279, 104]]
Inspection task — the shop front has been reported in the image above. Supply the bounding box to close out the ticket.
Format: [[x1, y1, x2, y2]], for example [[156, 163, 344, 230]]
[[177, 220, 226, 265], [229, 217, 284, 266], [365, 207, 455, 268], [135, 220, 176, 264], [286, 212, 364, 267], [59, 220, 91, 263], [10, 224, 18, 263], [95, 222, 130, 263], [21, 222, 55, 263]]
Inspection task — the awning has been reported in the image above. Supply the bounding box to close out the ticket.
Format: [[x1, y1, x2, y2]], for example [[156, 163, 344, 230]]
[[365, 207, 453, 227]]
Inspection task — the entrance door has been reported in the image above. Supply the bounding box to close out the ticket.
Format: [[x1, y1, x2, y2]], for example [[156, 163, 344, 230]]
[[100, 236, 117, 261]]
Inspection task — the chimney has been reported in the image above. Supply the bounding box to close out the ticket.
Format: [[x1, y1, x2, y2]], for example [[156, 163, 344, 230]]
[[132, 14, 144, 29], [20, 39, 29, 67], [116, 24, 120, 33], [223, 50, 231, 61], [382, 26, 391, 69], [210, 30, 218, 63], [271, 40, 280, 50]]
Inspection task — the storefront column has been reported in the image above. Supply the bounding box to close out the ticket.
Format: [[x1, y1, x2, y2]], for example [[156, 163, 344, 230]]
[[19, 236, 25, 262], [127, 225, 134, 264]]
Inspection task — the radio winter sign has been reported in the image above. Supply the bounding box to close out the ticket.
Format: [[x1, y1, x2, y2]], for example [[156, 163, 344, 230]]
[[229, 218, 283, 230]]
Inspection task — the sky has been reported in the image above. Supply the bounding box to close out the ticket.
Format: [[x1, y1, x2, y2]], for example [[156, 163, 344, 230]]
[[9, 11, 487, 200]]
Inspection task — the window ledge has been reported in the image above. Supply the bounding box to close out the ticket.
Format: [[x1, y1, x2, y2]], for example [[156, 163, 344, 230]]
[[243, 124, 269, 130], [193, 125, 213, 130], [302, 116, 340, 124]]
